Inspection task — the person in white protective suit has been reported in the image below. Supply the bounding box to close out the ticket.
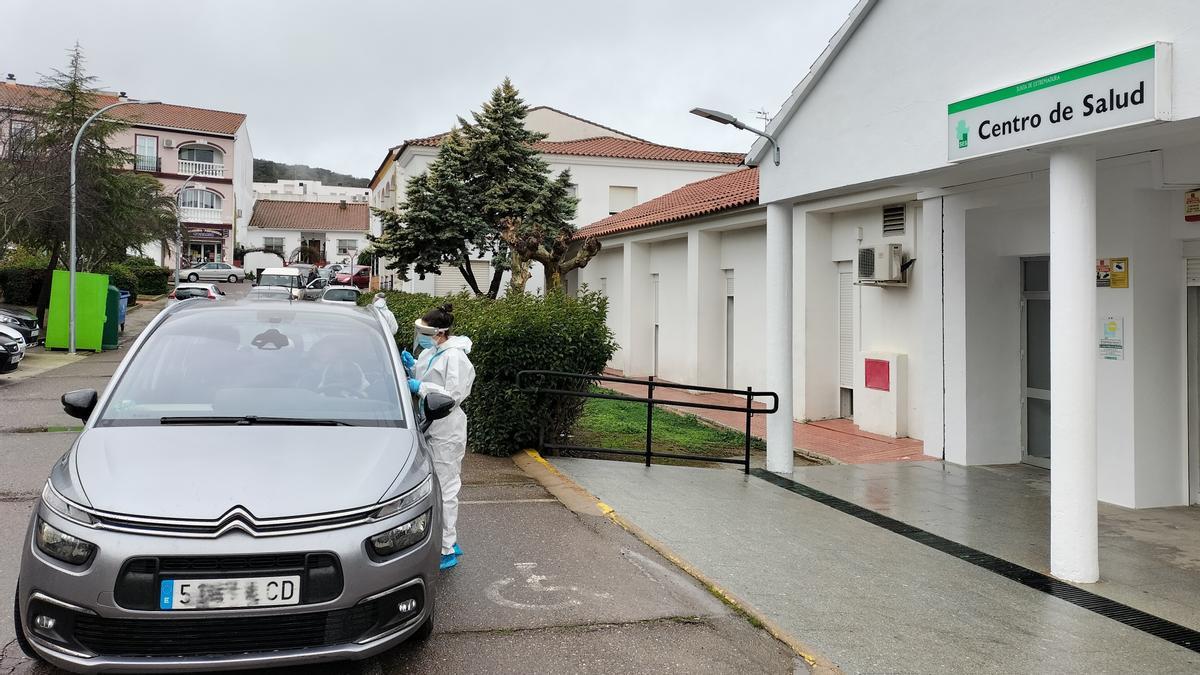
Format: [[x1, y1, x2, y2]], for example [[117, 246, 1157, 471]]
[[372, 293, 399, 336], [402, 303, 475, 571]]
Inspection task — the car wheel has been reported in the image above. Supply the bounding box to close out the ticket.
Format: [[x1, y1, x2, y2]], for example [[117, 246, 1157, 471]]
[[13, 589, 45, 661], [187, 273, 199, 282], [228, 275, 237, 283]]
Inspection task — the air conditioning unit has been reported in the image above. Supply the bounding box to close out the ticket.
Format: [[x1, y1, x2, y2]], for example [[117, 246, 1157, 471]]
[[163, 139, 174, 148], [858, 243, 905, 282]]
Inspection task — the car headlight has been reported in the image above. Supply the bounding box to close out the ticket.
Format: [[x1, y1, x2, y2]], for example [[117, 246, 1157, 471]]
[[41, 482, 95, 525], [369, 510, 430, 557], [0, 315, 16, 324], [370, 474, 433, 521], [35, 519, 96, 565]]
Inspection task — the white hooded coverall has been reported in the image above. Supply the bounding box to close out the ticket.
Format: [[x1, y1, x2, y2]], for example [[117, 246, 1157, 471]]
[[413, 335, 475, 555]]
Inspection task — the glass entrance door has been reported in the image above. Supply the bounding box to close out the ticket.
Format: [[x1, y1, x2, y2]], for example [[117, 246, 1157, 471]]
[[1022, 258, 1051, 468]]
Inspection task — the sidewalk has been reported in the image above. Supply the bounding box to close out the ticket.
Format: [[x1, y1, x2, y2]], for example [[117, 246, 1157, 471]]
[[549, 457, 1200, 674], [602, 376, 925, 465]]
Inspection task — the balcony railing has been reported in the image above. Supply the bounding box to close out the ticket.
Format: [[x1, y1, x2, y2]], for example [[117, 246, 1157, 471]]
[[178, 206, 223, 223], [178, 159, 225, 178], [134, 155, 161, 172]]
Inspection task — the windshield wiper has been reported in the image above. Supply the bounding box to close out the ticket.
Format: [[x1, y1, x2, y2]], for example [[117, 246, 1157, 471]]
[[159, 416, 352, 426]]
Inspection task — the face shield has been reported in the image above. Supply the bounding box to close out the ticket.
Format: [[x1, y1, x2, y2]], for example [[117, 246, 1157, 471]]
[[413, 318, 446, 353]]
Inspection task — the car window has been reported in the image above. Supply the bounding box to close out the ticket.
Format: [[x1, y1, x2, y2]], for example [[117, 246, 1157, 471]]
[[219, 264, 231, 270], [323, 288, 358, 302], [258, 273, 300, 288], [204, 263, 218, 269], [174, 287, 210, 299], [96, 308, 404, 427]]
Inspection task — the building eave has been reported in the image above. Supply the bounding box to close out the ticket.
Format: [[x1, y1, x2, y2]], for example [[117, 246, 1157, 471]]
[[747, 0, 878, 167]]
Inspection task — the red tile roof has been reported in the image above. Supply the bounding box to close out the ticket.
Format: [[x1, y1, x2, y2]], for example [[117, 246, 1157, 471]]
[[249, 200, 369, 232], [575, 166, 759, 239], [403, 133, 743, 165], [0, 83, 246, 136]]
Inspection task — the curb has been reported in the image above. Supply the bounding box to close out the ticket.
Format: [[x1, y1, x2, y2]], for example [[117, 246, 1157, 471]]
[[515, 449, 843, 675]]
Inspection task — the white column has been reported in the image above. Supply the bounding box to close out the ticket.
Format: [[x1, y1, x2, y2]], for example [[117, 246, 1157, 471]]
[[766, 202, 794, 474], [623, 242, 653, 376], [1049, 145, 1099, 583], [686, 230, 722, 387]]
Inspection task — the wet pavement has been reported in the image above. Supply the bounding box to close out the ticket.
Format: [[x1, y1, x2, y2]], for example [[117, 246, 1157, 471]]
[[0, 281, 797, 674], [551, 457, 1200, 674]]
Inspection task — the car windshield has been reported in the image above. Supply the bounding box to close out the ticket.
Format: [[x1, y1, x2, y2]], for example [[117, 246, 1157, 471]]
[[96, 307, 405, 427], [174, 287, 210, 299], [324, 288, 358, 302], [259, 273, 299, 288]]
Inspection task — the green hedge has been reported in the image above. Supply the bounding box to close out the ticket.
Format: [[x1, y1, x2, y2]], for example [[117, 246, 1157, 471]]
[[373, 290, 616, 457], [99, 263, 140, 297], [0, 268, 44, 306], [135, 266, 171, 295]]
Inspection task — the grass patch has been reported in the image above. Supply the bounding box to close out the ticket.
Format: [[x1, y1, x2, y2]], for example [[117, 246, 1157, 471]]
[[562, 387, 764, 463]]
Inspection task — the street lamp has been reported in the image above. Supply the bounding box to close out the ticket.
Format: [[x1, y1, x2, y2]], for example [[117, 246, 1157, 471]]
[[173, 171, 201, 286], [689, 107, 781, 166], [68, 98, 160, 354]]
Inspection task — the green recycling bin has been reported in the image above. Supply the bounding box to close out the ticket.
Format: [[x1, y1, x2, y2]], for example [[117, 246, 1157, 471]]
[[102, 285, 120, 350], [45, 270, 108, 352]]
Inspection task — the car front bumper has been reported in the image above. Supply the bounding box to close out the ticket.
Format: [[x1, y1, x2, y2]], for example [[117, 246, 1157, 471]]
[[17, 496, 440, 673]]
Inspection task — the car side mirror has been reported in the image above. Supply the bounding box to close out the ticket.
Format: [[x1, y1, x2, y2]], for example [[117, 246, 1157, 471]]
[[62, 389, 98, 422], [420, 392, 456, 432]]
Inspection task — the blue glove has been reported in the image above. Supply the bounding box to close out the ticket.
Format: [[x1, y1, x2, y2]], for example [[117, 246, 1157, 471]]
[[408, 378, 421, 394], [401, 350, 415, 370]]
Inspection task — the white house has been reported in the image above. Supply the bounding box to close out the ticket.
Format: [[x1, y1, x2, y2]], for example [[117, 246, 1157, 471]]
[[590, 0, 1200, 584], [244, 200, 369, 266], [368, 106, 745, 295], [253, 179, 369, 204]]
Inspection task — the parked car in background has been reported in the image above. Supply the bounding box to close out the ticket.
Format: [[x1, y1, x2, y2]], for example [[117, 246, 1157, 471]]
[[302, 277, 330, 300], [290, 263, 319, 284], [168, 283, 224, 303], [184, 262, 245, 284], [0, 330, 25, 373], [256, 267, 304, 300], [335, 265, 371, 289], [0, 305, 40, 345], [319, 286, 361, 304], [14, 299, 452, 670]]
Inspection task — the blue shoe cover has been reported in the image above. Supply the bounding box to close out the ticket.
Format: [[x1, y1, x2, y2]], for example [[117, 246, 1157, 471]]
[[452, 543, 463, 556], [439, 553, 458, 570]]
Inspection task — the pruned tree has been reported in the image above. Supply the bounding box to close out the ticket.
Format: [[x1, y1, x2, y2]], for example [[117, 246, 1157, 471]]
[[501, 168, 600, 291]]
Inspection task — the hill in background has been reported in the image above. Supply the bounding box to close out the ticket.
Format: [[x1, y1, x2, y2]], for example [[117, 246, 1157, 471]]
[[253, 159, 370, 188]]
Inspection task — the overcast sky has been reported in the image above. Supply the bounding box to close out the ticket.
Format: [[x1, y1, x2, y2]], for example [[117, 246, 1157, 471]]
[[4, 0, 856, 178]]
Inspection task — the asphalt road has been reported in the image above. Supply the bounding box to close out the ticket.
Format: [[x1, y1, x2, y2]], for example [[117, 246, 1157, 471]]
[[0, 281, 799, 674]]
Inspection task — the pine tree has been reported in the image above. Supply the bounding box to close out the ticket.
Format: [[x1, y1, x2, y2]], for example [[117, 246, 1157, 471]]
[[1, 45, 175, 323], [373, 77, 600, 296]]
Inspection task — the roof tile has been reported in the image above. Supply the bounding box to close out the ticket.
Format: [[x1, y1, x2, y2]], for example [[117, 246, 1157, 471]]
[[404, 133, 743, 165], [0, 83, 246, 136], [575, 167, 759, 239], [249, 200, 369, 232]]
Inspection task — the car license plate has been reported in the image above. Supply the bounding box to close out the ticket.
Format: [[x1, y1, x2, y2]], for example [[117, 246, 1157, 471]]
[[159, 575, 300, 610]]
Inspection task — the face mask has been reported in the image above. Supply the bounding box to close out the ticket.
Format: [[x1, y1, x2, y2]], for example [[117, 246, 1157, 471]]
[[417, 334, 436, 350]]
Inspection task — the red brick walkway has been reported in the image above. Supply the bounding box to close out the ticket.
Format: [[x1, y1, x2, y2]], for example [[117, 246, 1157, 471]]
[[601, 376, 926, 465]]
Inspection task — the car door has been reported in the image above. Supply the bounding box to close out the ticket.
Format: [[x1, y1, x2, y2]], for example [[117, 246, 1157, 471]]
[[201, 263, 220, 281]]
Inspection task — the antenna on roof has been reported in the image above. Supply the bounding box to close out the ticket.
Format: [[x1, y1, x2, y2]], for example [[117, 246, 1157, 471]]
[[752, 108, 772, 125]]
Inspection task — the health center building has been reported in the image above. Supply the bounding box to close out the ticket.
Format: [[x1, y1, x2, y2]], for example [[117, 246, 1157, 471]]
[[578, 0, 1200, 583]]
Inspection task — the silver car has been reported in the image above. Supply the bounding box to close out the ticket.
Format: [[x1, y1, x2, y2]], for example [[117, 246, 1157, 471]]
[[184, 262, 245, 284], [14, 299, 454, 671]]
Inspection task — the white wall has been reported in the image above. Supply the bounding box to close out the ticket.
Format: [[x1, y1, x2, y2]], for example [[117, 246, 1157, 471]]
[[719, 227, 768, 390], [930, 157, 1187, 507], [232, 127, 254, 251], [578, 248, 627, 369], [647, 238, 689, 383], [760, 0, 1200, 204]]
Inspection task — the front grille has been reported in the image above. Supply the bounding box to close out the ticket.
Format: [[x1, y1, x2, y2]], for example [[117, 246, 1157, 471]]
[[116, 553, 342, 610], [73, 604, 378, 657]]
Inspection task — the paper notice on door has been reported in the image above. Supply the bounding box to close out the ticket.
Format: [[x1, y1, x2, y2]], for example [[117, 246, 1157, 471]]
[[1100, 316, 1124, 360]]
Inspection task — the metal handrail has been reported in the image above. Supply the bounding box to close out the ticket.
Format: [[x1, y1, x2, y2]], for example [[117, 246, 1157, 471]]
[[517, 370, 778, 474]]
